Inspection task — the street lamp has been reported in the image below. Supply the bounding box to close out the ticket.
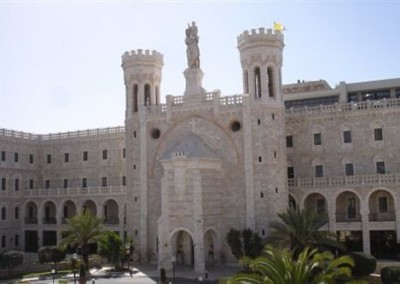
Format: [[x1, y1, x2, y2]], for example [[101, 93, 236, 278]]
[[125, 242, 132, 276], [51, 268, 55, 284], [72, 253, 78, 284]]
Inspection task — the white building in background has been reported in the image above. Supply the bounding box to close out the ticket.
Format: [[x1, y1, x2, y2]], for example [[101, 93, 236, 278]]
[[1, 24, 400, 272]]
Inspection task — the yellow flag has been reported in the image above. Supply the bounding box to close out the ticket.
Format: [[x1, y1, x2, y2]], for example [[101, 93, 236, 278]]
[[274, 22, 286, 32]]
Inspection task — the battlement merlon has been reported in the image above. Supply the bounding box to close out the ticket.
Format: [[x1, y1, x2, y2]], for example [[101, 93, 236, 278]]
[[237, 28, 284, 51], [121, 49, 164, 68]]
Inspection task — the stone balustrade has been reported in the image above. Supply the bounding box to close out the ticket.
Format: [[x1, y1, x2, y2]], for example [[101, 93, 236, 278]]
[[286, 98, 400, 117], [288, 173, 400, 188], [0, 186, 126, 198]]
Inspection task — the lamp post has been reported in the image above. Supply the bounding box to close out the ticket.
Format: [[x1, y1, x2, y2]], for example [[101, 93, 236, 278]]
[[125, 242, 131, 276], [72, 253, 78, 284], [51, 268, 55, 284]]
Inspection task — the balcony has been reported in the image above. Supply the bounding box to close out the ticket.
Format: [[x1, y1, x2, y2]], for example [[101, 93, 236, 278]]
[[43, 217, 57, 224], [104, 216, 119, 225], [288, 173, 400, 189], [336, 213, 361, 222], [369, 212, 395, 222], [24, 217, 38, 224]]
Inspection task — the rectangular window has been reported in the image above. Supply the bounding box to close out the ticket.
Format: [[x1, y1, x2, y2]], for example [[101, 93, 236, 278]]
[[286, 136, 293, 147], [1, 178, 5, 191], [15, 234, 19, 247], [83, 151, 88, 161], [101, 177, 107, 187], [1, 236, 5, 248], [82, 178, 87, 188], [378, 197, 388, 213], [47, 154, 52, 164], [14, 179, 19, 191], [45, 180, 50, 189], [343, 131, 352, 143], [29, 179, 34, 189], [313, 133, 322, 145], [287, 167, 294, 179], [345, 163, 354, 176], [122, 148, 126, 159], [63, 179, 68, 189], [374, 128, 383, 141], [317, 198, 325, 214], [315, 165, 324, 177], [14, 207, 19, 219], [64, 153, 69, 163], [29, 154, 34, 164], [122, 176, 126, 186], [14, 152, 18, 163], [1, 207, 6, 220], [377, 161, 385, 174], [102, 150, 108, 160], [1, 151, 5, 161]]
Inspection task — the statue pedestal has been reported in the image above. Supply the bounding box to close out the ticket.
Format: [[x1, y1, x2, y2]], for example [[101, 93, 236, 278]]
[[184, 68, 205, 96]]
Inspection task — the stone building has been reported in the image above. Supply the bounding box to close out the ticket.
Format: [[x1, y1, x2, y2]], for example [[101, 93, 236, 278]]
[[1, 24, 400, 272]]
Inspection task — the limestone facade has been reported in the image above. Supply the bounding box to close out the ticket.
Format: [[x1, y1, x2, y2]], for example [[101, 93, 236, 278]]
[[1, 26, 400, 271]]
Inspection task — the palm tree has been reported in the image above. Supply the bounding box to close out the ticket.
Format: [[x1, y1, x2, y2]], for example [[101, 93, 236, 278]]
[[59, 211, 105, 270], [221, 245, 353, 284], [269, 206, 343, 255]]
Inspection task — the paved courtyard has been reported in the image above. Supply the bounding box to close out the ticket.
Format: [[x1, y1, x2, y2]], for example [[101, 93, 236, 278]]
[[2, 265, 238, 284]]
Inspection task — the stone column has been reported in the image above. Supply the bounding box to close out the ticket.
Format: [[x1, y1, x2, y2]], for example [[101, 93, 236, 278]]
[[192, 169, 205, 273], [361, 203, 370, 254]]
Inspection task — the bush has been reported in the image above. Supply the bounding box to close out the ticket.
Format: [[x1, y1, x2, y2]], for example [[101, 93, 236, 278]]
[[381, 266, 400, 284], [349, 252, 376, 277]]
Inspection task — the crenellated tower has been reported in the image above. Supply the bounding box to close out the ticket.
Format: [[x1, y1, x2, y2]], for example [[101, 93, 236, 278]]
[[237, 28, 284, 103], [237, 28, 288, 232], [122, 49, 164, 118], [121, 49, 163, 262]]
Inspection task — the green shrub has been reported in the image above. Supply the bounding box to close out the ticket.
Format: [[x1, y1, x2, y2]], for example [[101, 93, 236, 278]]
[[349, 252, 376, 277], [381, 266, 400, 284]]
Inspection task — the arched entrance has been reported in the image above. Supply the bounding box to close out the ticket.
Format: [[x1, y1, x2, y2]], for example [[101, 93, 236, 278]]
[[171, 230, 194, 267]]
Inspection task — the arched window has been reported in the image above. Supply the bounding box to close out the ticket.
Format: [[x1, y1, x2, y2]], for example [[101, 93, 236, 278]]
[[144, 84, 151, 106], [254, 67, 262, 98], [155, 86, 159, 105], [133, 84, 138, 112], [244, 70, 249, 94], [267, 67, 274, 98]]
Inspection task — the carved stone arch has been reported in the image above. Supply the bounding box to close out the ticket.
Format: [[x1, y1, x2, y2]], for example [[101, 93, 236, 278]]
[[367, 187, 396, 222], [303, 192, 329, 214], [150, 114, 240, 177]]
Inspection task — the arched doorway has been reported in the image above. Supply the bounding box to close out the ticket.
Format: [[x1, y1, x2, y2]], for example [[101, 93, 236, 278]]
[[172, 230, 194, 267]]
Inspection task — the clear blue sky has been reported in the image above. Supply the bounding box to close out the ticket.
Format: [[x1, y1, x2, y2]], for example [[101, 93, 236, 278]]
[[0, 1, 399, 133]]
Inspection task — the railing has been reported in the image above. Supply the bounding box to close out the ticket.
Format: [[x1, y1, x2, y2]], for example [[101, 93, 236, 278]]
[[0, 126, 125, 141], [336, 213, 361, 222], [369, 212, 396, 222], [104, 216, 120, 225], [288, 173, 400, 188], [24, 217, 38, 224], [22, 186, 127, 197], [43, 217, 57, 224], [286, 98, 400, 117]]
